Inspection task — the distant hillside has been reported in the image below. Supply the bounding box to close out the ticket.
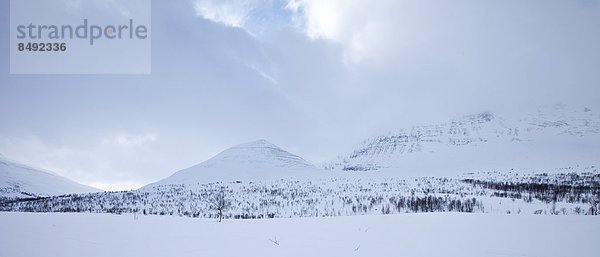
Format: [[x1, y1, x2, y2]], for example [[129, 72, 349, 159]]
[[0, 155, 100, 200], [325, 105, 600, 175]]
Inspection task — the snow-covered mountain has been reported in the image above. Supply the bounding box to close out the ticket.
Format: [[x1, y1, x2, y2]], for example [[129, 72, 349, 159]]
[[326, 105, 600, 176], [0, 155, 100, 199], [147, 139, 324, 186], [3, 125, 598, 218]]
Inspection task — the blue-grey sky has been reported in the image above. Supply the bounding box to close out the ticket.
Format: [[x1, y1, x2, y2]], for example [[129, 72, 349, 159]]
[[1, 0, 599, 190]]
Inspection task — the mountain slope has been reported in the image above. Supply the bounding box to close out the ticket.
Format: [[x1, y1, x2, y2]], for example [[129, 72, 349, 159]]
[[326, 105, 600, 175], [0, 155, 101, 199], [147, 139, 324, 186]]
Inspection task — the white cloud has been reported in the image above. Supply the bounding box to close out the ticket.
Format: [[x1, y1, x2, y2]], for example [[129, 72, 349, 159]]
[[102, 133, 158, 147], [192, 0, 294, 38], [285, 0, 393, 65], [286, 0, 346, 40], [191, 0, 398, 65], [193, 0, 256, 28]]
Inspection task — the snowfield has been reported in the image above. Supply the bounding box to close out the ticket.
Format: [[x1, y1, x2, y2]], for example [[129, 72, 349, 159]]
[[0, 212, 597, 257]]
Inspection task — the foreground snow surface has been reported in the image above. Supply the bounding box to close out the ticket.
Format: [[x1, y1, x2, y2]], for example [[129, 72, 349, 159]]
[[1, 212, 597, 257]]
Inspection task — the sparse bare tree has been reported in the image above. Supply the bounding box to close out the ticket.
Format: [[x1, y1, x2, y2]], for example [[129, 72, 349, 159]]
[[209, 187, 230, 222]]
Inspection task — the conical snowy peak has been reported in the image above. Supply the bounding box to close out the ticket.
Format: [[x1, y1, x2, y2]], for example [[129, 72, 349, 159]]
[[148, 140, 320, 186], [234, 139, 277, 148], [200, 139, 315, 169]]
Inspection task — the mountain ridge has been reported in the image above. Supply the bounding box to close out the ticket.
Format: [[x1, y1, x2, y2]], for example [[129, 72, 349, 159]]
[[0, 155, 101, 199], [325, 106, 600, 174]]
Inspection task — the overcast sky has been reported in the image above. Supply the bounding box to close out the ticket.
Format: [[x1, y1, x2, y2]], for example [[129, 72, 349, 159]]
[[1, 0, 599, 190]]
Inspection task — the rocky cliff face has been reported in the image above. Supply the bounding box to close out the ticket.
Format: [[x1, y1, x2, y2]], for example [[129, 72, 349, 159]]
[[327, 106, 600, 172]]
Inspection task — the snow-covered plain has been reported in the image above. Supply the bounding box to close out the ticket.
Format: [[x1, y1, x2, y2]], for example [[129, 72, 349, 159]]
[[0, 212, 597, 257]]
